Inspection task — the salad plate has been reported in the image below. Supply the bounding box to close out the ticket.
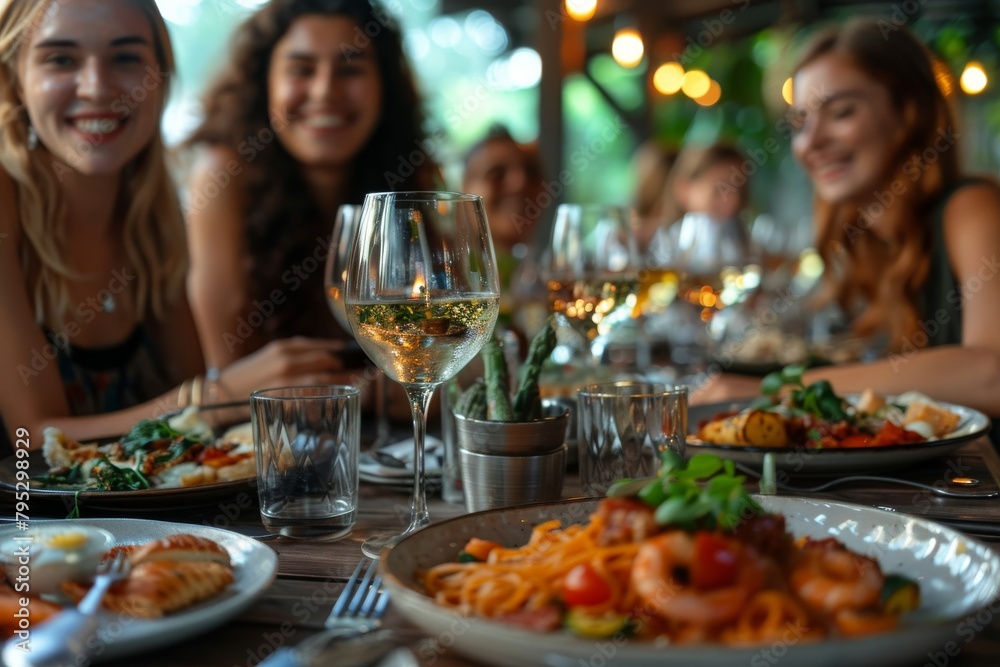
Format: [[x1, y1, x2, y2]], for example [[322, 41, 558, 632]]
[[687, 396, 990, 473]]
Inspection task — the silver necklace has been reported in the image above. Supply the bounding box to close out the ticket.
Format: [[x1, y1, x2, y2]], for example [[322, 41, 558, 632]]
[[101, 292, 116, 314]]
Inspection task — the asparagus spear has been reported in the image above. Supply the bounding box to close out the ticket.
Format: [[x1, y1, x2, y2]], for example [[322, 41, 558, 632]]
[[455, 379, 487, 420], [512, 316, 558, 421], [482, 338, 516, 421]]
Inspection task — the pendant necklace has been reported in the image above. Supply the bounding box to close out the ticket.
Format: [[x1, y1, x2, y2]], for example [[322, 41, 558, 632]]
[[101, 292, 116, 314]]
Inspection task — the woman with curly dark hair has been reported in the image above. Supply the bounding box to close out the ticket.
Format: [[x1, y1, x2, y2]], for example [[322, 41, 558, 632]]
[[184, 0, 439, 367]]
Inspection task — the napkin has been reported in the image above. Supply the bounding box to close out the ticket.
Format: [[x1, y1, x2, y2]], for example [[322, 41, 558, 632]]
[[359, 437, 443, 481]]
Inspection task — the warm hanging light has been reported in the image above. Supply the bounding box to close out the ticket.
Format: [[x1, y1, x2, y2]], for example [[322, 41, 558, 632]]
[[781, 77, 794, 105], [694, 79, 722, 106], [960, 61, 988, 94], [612, 28, 644, 68], [680, 69, 711, 98], [653, 62, 685, 95], [565, 0, 597, 21]]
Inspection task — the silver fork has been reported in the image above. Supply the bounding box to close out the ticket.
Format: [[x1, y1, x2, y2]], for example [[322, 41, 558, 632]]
[[260, 558, 393, 667], [2, 550, 132, 667]]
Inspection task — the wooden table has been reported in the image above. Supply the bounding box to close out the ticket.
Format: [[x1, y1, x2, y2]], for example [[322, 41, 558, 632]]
[[6, 440, 1000, 667]]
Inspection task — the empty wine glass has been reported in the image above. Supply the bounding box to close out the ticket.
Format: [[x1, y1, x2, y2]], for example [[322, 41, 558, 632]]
[[344, 192, 500, 557], [542, 204, 640, 367], [325, 204, 391, 449]]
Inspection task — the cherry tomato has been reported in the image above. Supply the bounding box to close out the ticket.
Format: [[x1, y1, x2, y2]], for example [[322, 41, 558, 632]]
[[562, 563, 612, 607], [691, 533, 739, 589], [839, 434, 873, 448]]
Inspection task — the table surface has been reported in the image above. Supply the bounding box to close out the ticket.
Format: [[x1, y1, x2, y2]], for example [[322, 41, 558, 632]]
[[4, 438, 1000, 667]]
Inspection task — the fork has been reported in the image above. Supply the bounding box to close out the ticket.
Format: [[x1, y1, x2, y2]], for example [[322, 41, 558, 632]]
[[260, 558, 393, 667], [2, 550, 132, 667]]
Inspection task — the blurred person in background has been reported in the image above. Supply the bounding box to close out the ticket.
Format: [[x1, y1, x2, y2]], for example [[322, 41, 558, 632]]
[[461, 125, 550, 340], [0, 0, 344, 453], [695, 17, 1000, 419], [184, 0, 439, 369], [631, 140, 677, 252], [461, 124, 547, 290]]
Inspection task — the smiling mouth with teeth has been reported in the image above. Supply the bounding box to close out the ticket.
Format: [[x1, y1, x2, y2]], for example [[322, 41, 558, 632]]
[[72, 118, 121, 134]]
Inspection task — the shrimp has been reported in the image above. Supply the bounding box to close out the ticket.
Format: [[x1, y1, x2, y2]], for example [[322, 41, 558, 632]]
[[790, 540, 884, 614], [631, 531, 764, 627]]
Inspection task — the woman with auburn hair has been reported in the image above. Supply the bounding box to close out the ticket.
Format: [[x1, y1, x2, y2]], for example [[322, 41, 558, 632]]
[[694, 17, 1000, 417], [184, 0, 439, 369], [0, 0, 344, 451]]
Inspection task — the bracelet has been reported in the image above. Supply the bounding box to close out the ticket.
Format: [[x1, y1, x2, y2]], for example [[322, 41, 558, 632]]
[[204, 367, 233, 404]]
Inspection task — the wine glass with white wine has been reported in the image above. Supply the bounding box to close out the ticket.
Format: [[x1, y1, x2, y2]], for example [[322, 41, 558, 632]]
[[542, 204, 640, 368], [325, 204, 391, 448], [344, 192, 500, 557]]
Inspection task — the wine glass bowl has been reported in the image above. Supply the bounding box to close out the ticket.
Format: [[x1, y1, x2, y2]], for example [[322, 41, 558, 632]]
[[543, 204, 640, 366], [344, 192, 500, 556], [324, 204, 362, 334]]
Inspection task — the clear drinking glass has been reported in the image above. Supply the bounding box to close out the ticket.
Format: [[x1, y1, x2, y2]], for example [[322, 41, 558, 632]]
[[542, 204, 640, 367], [325, 204, 391, 448], [344, 192, 500, 557]]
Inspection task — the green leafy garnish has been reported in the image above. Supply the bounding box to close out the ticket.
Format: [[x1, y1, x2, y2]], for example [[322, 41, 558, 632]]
[[761, 364, 849, 423], [607, 451, 761, 532], [120, 419, 204, 457], [91, 458, 151, 491]]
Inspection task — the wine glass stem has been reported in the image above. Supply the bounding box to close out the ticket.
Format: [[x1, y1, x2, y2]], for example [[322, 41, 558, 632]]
[[375, 372, 391, 448], [404, 384, 436, 533]]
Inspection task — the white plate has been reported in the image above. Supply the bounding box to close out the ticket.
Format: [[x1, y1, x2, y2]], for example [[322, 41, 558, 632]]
[[0, 519, 277, 663], [381, 497, 1000, 667], [687, 397, 991, 473]]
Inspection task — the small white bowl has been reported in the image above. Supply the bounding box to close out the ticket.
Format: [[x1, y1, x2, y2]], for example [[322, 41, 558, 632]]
[[0, 523, 115, 596]]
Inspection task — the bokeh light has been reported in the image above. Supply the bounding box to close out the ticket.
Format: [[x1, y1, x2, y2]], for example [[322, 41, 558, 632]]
[[680, 69, 711, 98], [653, 62, 685, 95], [694, 80, 722, 106], [612, 28, 644, 68], [565, 0, 597, 21], [782, 77, 794, 105], [960, 61, 988, 94]]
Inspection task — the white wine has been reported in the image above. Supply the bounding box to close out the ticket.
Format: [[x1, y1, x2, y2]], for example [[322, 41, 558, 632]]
[[347, 296, 500, 386], [634, 268, 681, 317], [547, 276, 636, 341]]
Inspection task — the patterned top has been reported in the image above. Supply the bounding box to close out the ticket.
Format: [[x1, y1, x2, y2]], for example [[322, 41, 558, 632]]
[[48, 325, 175, 415], [0, 325, 174, 458]]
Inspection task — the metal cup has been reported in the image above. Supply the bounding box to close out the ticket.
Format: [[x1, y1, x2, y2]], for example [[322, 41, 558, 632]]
[[251, 385, 360, 539], [576, 382, 687, 497]]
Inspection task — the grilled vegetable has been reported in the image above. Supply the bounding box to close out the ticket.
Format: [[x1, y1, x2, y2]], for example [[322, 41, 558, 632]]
[[565, 609, 632, 639], [699, 409, 788, 447], [512, 317, 557, 421]]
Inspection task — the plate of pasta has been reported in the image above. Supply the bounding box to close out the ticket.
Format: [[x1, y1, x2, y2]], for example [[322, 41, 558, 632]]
[[381, 464, 1000, 666]]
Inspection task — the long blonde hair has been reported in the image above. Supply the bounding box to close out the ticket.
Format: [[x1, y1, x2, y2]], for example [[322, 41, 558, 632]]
[[0, 0, 187, 325], [794, 18, 960, 352]]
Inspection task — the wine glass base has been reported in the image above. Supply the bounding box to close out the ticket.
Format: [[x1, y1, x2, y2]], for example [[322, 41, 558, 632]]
[[361, 531, 404, 559]]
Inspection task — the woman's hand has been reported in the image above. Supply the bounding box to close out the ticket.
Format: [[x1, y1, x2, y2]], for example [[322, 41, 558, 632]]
[[219, 337, 349, 399]]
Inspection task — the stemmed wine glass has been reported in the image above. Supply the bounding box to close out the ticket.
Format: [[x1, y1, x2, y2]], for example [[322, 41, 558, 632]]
[[324, 204, 391, 449], [542, 204, 640, 368], [344, 192, 500, 557]]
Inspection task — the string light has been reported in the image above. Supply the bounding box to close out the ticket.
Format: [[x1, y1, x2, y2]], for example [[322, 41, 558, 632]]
[[653, 62, 685, 95], [960, 61, 988, 94], [680, 69, 711, 98], [565, 0, 597, 21], [781, 77, 794, 105], [694, 79, 722, 106], [612, 28, 644, 68]]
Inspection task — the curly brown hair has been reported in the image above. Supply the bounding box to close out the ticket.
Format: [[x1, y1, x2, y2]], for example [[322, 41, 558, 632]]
[[794, 17, 961, 353], [185, 0, 438, 338]]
